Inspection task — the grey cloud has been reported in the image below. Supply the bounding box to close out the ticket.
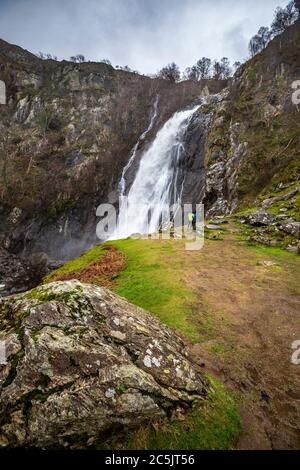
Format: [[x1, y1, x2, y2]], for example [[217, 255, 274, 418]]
[[0, 0, 289, 74]]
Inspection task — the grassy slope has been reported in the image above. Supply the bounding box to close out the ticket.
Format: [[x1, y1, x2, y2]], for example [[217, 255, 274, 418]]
[[108, 238, 201, 342], [47, 238, 201, 342], [46, 228, 300, 350], [45, 226, 300, 449], [45, 236, 243, 449]]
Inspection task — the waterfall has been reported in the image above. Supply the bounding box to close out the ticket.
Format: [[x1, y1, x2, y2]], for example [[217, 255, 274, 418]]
[[119, 95, 159, 196], [111, 104, 199, 240]]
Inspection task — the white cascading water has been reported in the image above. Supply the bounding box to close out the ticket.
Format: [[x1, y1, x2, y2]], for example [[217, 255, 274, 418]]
[[119, 95, 159, 196], [111, 104, 199, 240]]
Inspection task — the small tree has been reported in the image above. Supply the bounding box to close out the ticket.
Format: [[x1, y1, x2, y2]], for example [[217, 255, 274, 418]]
[[249, 26, 272, 57], [37, 52, 58, 60], [212, 61, 223, 80], [220, 57, 232, 79], [157, 63, 181, 83], [183, 66, 198, 81], [76, 54, 85, 63], [249, 35, 262, 57], [233, 61, 242, 72], [183, 58, 211, 81], [121, 65, 132, 72], [196, 57, 212, 79], [271, 1, 298, 36], [70, 54, 85, 63], [248, 1, 299, 58], [257, 26, 272, 48]]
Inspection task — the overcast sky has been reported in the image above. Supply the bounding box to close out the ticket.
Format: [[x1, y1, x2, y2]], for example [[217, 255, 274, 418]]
[[0, 0, 288, 74]]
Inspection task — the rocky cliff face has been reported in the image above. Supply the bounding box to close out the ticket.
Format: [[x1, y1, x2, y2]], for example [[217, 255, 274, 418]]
[[202, 20, 300, 216], [0, 21, 300, 292], [0, 280, 207, 448], [0, 39, 225, 263]]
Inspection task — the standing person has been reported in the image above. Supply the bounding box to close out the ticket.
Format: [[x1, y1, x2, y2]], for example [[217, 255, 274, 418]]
[[188, 212, 194, 229], [192, 210, 197, 231]]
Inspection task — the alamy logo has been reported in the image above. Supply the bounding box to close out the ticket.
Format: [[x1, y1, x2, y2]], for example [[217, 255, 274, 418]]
[[291, 340, 300, 365], [0, 341, 7, 365], [291, 80, 300, 105], [0, 80, 6, 105], [96, 200, 205, 251]]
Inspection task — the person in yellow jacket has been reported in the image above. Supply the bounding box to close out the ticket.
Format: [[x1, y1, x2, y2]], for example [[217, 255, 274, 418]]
[[188, 212, 194, 229]]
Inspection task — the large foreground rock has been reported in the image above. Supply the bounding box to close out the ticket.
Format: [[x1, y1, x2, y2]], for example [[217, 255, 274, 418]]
[[0, 281, 207, 448]]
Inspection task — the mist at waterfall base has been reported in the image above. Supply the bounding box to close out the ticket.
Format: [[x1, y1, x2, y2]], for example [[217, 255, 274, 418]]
[[109, 104, 200, 240]]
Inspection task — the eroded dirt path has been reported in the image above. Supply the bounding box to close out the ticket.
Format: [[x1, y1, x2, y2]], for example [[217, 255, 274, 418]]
[[186, 226, 300, 449]]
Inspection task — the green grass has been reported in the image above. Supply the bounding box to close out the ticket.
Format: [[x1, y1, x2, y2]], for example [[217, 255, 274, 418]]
[[245, 242, 299, 261], [243, 243, 300, 288], [267, 192, 300, 219], [210, 342, 228, 357], [108, 238, 200, 342], [44, 237, 201, 342], [104, 375, 241, 450]]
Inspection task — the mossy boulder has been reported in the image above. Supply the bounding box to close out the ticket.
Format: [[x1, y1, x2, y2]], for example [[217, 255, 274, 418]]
[[0, 280, 207, 448]]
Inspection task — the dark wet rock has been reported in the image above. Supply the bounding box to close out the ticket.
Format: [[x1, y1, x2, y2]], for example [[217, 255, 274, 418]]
[[246, 212, 277, 226], [179, 110, 209, 206], [0, 249, 48, 297], [0, 281, 207, 448]]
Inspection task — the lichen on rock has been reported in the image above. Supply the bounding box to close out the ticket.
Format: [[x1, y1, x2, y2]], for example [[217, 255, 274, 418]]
[[0, 280, 207, 448]]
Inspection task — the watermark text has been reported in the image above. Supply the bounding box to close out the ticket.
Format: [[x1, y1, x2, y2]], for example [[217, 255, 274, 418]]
[[0, 80, 6, 105], [291, 340, 300, 365], [96, 200, 205, 251], [291, 80, 300, 105]]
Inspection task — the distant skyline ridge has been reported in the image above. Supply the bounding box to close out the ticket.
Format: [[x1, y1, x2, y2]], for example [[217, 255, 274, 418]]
[[0, 0, 288, 74]]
